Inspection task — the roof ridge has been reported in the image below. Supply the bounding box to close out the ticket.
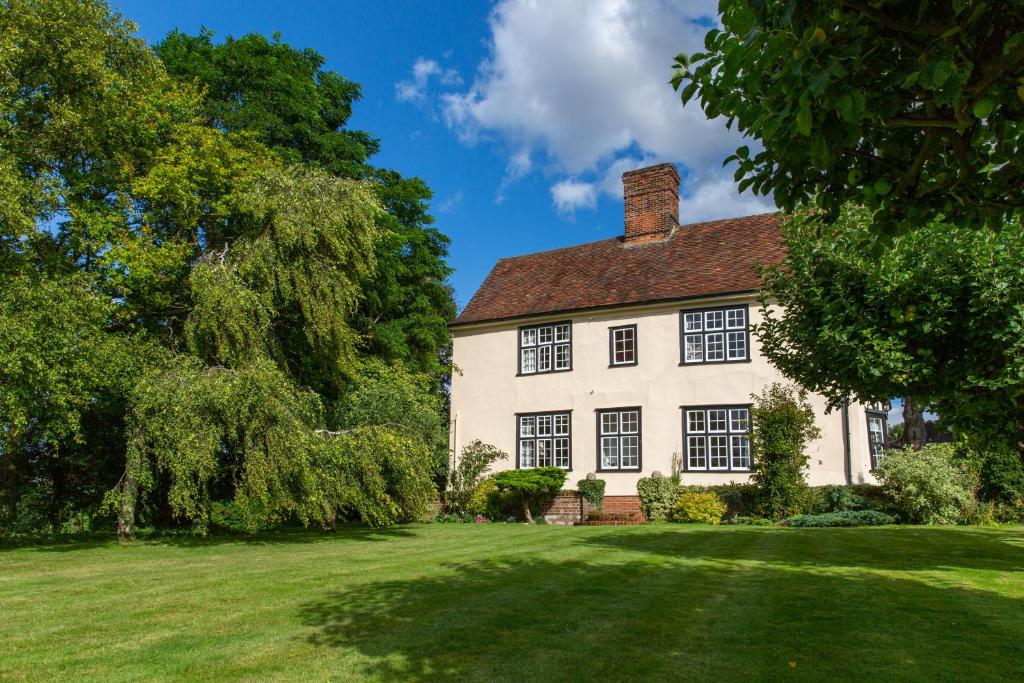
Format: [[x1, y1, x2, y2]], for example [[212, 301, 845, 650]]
[[496, 234, 620, 262]]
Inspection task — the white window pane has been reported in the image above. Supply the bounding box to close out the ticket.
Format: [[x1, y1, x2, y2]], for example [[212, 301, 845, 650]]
[[520, 416, 535, 437], [705, 310, 724, 330], [554, 343, 570, 369], [683, 312, 703, 332], [537, 439, 553, 467], [538, 345, 552, 371], [554, 413, 570, 436], [554, 323, 570, 342], [613, 327, 635, 364], [621, 436, 639, 468], [687, 410, 705, 433], [520, 440, 535, 468], [620, 411, 639, 434], [708, 409, 727, 432], [554, 438, 570, 468], [729, 408, 749, 433], [726, 308, 746, 329], [705, 332, 725, 361], [601, 436, 619, 469], [727, 331, 746, 360], [538, 326, 553, 344], [521, 328, 537, 347], [687, 436, 706, 469], [731, 435, 751, 470], [684, 334, 703, 363], [709, 435, 729, 469], [521, 348, 536, 373], [537, 414, 552, 436], [601, 412, 618, 435]]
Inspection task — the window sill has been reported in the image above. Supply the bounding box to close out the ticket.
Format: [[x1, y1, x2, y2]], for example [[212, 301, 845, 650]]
[[682, 469, 753, 474], [596, 468, 642, 473], [678, 358, 752, 366], [516, 368, 573, 377], [607, 362, 637, 368]]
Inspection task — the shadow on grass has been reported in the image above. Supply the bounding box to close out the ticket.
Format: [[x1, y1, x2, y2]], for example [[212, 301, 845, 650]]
[[298, 528, 1024, 681], [1, 523, 419, 553], [574, 525, 1024, 573]]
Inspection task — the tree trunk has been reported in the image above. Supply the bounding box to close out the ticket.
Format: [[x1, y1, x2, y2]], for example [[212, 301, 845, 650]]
[[522, 498, 534, 524], [116, 472, 137, 542], [903, 396, 928, 449]]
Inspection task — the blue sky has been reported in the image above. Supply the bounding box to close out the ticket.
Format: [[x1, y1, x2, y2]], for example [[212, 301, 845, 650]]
[[113, 0, 772, 309]]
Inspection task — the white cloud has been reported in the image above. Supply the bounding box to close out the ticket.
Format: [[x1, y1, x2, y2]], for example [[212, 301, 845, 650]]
[[396, 57, 462, 104], [551, 179, 597, 214], [435, 0, 774, 218], [436, 190, 464, 214]]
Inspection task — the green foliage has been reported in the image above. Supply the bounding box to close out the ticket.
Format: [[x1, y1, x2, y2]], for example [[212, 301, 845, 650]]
[[465, 477, 498, 518], [749, 384, 821, 520], [876, 444, 977, 524], [978, 446, 1024, 505], [447, 441, 508, 514], [758, 206, 1024, 455], [723, 515, 773, 526], [782, 510, 895, 528], [492, 468, 566, 523], [576, 478, 606, 513], [673, 1, 1024, 233], [817, 485, 868, 513], [672, 491, 727, 525], [154, 29, 455, 376], [636, 474, 679, 523]]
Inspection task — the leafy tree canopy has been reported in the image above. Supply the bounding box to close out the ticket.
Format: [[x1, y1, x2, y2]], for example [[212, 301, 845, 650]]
[[154, 30, 456, 375], [756, 206, 1024, 452], [673, 0, 1024, 233]]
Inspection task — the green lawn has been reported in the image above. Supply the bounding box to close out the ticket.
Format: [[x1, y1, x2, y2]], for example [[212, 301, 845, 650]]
[[1, 525, 1022, 682]]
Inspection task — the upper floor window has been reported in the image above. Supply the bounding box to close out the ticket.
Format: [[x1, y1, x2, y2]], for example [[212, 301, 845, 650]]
[[866, 411, 886, 470], [680, 305, 750, 364], [609, 324, 637, 366], [683, 405, 751, 471], [597, 407, 642, 471], [517, 411, 571, 469], [519, 321, 571, 374]]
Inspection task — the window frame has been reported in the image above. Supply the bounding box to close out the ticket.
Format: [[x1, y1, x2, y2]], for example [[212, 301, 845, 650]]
[[681, 404, 753, 472], [678, 304, 751, 366], [517, 321, 573, 376], [608, 324, 638, 367], [515, 410, 572, 471], [865, 408, 888, 471], [595, 407, 643, 473]]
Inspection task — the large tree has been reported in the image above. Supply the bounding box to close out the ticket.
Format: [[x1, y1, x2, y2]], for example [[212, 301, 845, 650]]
[[673, 0, 1024, 233], [153, 30, 455, 378], [756, 206, 1024, 454]]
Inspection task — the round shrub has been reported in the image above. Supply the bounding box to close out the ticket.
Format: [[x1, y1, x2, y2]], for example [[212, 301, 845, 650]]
[[672, 491, 727, 524], [465, 476, 497, 517], [576, 477, 606, 513], [636, 474, 679, 522], [876, 444, 976, 524]]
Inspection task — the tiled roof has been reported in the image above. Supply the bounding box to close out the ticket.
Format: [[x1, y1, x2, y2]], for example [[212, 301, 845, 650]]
[[452, 213, 783, 326]]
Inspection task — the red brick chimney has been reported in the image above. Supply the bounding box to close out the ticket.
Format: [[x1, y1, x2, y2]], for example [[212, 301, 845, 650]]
[[622, 163, 680, 243]]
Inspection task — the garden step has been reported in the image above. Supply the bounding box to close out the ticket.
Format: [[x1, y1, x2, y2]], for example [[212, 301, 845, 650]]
[[575, 519, 645, 526]]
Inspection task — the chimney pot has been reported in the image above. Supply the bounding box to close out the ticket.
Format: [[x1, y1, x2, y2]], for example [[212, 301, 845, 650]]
[[622, 163, 680, 243]]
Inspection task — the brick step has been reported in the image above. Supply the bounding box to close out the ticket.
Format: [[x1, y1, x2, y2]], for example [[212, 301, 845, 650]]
[[581, 512, 646, 523], [576, 519, 645, 526]]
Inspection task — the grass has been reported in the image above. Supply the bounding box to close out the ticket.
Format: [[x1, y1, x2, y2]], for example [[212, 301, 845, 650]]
[[1, 524, 1022, 682]]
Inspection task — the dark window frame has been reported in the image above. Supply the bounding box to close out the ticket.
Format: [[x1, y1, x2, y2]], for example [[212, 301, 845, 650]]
[[515, 410, 573, 471], [517, 321, 573, 376], [595, 407, 643, 473], [681, 404, 753, 472], [678, 304, 751, 366], [865, 408, 888, 471], [608, 324, 638, 367]]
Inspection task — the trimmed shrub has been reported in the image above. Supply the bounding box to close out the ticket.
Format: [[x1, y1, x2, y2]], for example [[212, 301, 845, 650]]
[[723, 515, 773, 526], [749, 384, 821, 520], [876, 444, 977, 524], [637, 474, 679, 522], [979, 446, 1024, 504], [492, 468, 567, 523], [672, 491, 727, 524], [782, 510, 895, 527], [576, 477, 606, 513]]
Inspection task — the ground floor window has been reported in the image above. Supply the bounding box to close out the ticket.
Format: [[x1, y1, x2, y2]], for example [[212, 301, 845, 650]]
[[866, 411, 886, 470], [597, 407, 641, 471], [517, 412, 571, 469], [682, 405, 751, 471]]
